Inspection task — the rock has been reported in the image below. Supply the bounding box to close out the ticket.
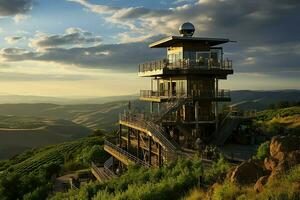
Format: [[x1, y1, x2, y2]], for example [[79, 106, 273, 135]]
[[254, 176, 268, 193], [268, 159, 289, 181], [270, 135, 300, 161], [225, 166, 236, 180], [264, 157, 277, 171], [230, 159, 265, 185], [287, 150, 300, 166]]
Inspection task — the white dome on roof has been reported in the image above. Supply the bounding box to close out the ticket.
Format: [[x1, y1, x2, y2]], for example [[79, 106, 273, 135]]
[[179, 22, 195, 37]]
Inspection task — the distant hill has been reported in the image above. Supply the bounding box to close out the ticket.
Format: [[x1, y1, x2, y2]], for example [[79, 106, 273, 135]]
[[0, 116, 92, 160], [230, 90, 300, 110], [0, 94, 138, 104]]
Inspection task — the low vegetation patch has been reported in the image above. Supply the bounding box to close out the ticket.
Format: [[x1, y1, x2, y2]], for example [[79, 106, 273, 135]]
[[0, 136, 107, 200]]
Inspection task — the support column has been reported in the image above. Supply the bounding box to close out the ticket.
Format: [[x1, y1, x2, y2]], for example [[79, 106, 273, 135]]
[[150, 102, 154, 113], [127, 128, 131, 151], [148, 136, 152, 166], [195, 101, 199, 136], [119, 124, 122, 146], [157, 103, 160, 113], [169, 77, 172, 96], [137, 132, 140, 158], [215, 78, 219, 132], [158, 144, 162, 167]]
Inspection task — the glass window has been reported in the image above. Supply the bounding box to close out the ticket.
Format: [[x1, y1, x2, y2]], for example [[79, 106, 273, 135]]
[[196, 52, 210, 66]]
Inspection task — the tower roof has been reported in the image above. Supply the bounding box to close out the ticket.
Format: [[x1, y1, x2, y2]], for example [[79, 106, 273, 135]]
[[149, 36, 230, 48]]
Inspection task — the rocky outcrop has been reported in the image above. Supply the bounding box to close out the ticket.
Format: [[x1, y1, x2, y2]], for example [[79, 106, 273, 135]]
[[229, 159, 265, 185], [254, 176, 268, 193], [264, 157, 277, 171], [270, 135, 300, 161], [227, 135, 300, 192]]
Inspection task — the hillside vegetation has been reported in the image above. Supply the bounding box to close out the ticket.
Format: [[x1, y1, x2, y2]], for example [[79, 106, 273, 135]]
[[255, 106, 300, 135], [0, 136, 108, 200], [0, 116, 91, 160]]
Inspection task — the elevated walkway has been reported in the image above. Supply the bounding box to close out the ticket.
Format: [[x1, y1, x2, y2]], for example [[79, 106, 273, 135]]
[[119, 113, 177, 152], [91, 162, 114, 182], [104, 140, 151, 168]]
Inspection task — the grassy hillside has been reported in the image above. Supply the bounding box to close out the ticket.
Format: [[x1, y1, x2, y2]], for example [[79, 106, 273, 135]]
[[0, 100, 146, 131], [255, 106, 300, 136], [230, 90, 300, 110], [0, 116, 92, 160], [0, 136, 108, 200]]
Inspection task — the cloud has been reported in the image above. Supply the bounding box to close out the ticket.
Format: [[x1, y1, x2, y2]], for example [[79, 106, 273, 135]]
[[5, 36, 25, 44], [29, 27, 102, 49], [1, 0, 299, 75], [0, 0, 34, 16], [13, 14, 29, 23], [0, 40, 164, 71]]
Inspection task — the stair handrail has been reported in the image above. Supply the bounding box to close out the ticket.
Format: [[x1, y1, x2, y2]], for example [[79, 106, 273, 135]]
[[104, 140, 151, 168], [103, 157, 117, 178]]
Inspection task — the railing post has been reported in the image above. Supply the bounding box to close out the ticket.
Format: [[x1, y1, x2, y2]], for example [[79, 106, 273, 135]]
[[148, 136, 152, 166], [137, 132, 140, 159]]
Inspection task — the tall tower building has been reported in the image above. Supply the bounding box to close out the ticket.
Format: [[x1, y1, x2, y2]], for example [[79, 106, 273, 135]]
[[103, 22, 234, 171]]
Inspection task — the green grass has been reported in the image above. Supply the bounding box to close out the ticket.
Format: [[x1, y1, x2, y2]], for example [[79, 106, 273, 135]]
[[50, 156, 233, 200], [256, 106, 300, 122], [0, 136, 105, 174], [0, 136, 109, 200]]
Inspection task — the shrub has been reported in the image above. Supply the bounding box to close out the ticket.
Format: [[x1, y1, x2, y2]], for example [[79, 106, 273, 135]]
[[204, 156, 230, 184], [212, 181, 242, 200], [255, 141, 270, 160]]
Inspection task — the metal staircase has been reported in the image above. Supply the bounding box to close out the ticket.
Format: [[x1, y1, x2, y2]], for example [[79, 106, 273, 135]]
[[155, 94, 188, 122], [91, 162, 113, 182], [104, 140, 151, 168], [212, 112, 250, 145]]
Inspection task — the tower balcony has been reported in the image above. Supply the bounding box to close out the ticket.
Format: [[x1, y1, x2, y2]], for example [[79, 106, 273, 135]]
[[138, 58, 233, 77], [140, 89, 230, 102]]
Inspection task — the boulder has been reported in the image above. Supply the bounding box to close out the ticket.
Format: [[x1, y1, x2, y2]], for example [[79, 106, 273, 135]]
[[287, 150, 300, 166], [230, 159, 265, 185], [270, 135, 300, 161], [264, 157, 277, 171], [225, 166, 236, 180], [254, 176, 268, 193]]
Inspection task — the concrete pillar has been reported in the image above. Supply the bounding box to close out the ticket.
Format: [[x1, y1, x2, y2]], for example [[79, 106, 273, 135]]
[[148, 136, 152, 165]]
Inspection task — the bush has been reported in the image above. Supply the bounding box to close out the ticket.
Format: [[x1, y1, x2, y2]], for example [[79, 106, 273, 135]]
[[212, 181, 242, 200], [204, 156, 230, 184], [255, 141, 270, 160]]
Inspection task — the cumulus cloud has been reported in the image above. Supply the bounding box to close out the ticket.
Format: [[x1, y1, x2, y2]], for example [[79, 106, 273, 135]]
[[0, 40, 163, 71], [1, 0, 299, 74], [5, 36, 24, 44], [0, 0, 33, 16], [29, 27, 102, 49]]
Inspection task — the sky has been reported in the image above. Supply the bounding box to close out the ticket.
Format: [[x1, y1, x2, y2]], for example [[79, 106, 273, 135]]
[[0, 0, 299, 97]]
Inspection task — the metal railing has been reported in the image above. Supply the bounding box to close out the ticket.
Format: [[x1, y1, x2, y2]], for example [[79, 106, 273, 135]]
[[103, 157, 117, 178], [119, 112, 177, 152], [91, 162, 109, 181], [104, 140, 151, 168], [139, 58, 233, 73], [140, 89, 230, 99]]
